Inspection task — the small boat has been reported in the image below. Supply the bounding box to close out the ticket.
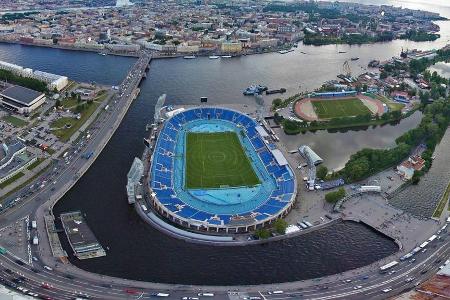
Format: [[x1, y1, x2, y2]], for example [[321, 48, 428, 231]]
[[183, 55, 196, 59], [278, 49, 294, 54], [221, 55, 232, 58], [351, 57, 360, 61], [243, 85, 268, 96], [98, 52, 107, 56], [266, 88, 287, 95], [338, 51, 347, 54], [209, 55, 220, 59]]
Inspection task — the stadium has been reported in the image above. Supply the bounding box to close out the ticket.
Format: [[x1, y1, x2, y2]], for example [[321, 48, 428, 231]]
[[148, 107, 297, 233], [294, 91, 385, 121]]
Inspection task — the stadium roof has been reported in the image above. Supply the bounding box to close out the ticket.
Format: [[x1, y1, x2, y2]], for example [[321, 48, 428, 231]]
[[255, 125, 269, 138], [0, 85, 44, 106], [271, 149, 288, 166]]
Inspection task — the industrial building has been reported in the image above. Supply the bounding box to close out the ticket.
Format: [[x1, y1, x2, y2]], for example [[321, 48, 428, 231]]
[[0, 85, 46, 114]]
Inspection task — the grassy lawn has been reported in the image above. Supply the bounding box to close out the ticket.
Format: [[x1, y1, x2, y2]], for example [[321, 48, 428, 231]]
[[376, 95, 405, 111], [185, 132, 260, 189], [0, 172, 25, 189], [433, 182, 450, 218], [2, 115, 28, 127], [50, 102, 100, 142], [27, 158, 45, 171], [0, 164, 51, 204], [312, 98, 371, 119], [62, 97, 80, 109]]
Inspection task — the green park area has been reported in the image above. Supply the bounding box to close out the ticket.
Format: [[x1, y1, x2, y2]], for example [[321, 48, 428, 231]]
[[26, 158, 45, 171], [433, 182, 450, 218], [50, 91, 108, 142], [312, 98, 371, 119], [0, 172, 25, 189], [50, 102, 100, 142], [2, 115, 28, 127], [185, 132, 260, 189]]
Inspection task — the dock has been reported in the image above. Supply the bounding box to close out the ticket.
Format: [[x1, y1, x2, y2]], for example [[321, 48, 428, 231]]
[[60, 211, 106, 260]]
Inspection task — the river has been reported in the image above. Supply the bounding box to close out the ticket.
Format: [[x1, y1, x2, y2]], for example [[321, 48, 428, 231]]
[[0, 12, 447, 283]]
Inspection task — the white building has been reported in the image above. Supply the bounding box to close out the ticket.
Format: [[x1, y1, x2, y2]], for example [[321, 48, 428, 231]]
[[32, 70, 68, 91], [0, 60, 68, 91]]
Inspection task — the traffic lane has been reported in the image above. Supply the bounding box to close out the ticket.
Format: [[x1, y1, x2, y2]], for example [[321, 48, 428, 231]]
[[1, 267, 74, 299], [0, 254, 130, 299], [260, 241, 450, 300], [0, 73, 135, 224], [3, 250, 192, 300]]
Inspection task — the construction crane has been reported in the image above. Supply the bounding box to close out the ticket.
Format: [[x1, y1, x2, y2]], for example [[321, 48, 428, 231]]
[[343, 60, 352, 77]]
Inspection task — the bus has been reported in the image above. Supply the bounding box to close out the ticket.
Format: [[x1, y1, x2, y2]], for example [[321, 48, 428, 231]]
[[400, 253, 413, 261], [380, 261, 398, 272], [419, 241, 429, 248], [428, 235, 437, 242]]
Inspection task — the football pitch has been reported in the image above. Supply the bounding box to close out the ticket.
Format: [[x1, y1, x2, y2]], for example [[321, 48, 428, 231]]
[[185, 132, 260, 189], [312, 98, 371, 119]]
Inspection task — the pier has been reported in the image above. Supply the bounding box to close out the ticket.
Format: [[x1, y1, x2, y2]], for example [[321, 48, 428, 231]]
[[60, 211, 106, 260]]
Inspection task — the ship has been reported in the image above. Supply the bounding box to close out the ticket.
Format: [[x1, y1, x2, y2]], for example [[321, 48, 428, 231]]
[[278, 49, 294, 54], [351, 57, 360, 61], [183, 55, 196, 59], [209, 55, 220, 59], [221, 55, 232, 58], [368, 60, 380, 67], [338, 51, 347, 54], [266, 88, 287, 95], [243, 85, 268, 96]]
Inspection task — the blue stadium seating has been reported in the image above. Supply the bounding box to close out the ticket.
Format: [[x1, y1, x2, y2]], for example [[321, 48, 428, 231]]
[[150, 107, 296, 226], [177, 206, 199, 218], [208, 219, 222, 225], [191, 211, 213, 222]]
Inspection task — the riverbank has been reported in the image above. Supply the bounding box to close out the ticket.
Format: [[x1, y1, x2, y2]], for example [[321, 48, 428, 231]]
[[0, 40, 141, 58]]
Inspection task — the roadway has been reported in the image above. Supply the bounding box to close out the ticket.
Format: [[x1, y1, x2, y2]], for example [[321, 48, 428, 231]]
[[0, 53, 151, 228], [0, 227, 448, 299]]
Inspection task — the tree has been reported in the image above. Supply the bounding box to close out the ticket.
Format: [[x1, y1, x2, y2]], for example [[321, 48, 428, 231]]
[[316, 165, 328, 180], [344, 156, 370, 181], [272, 98, 282, 110], [273, 219, 288, 234], [325, 187, 346, 203], [255, 228, 270, 239], [77, 94, 82, 103], [411, 170, 421, 185], [55, 99, 61, 108]]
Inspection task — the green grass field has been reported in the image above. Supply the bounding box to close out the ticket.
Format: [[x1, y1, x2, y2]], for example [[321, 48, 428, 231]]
[[312, 98, 371, 119], [2, 115, 28, 127], [185, 132, 260, 189]]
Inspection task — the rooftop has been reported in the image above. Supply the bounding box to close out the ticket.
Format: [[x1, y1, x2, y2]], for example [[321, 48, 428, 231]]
[[0, 85, 44, 105]]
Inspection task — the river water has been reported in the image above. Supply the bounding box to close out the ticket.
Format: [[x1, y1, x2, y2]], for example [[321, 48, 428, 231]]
[[0, 11, 448, 283]]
